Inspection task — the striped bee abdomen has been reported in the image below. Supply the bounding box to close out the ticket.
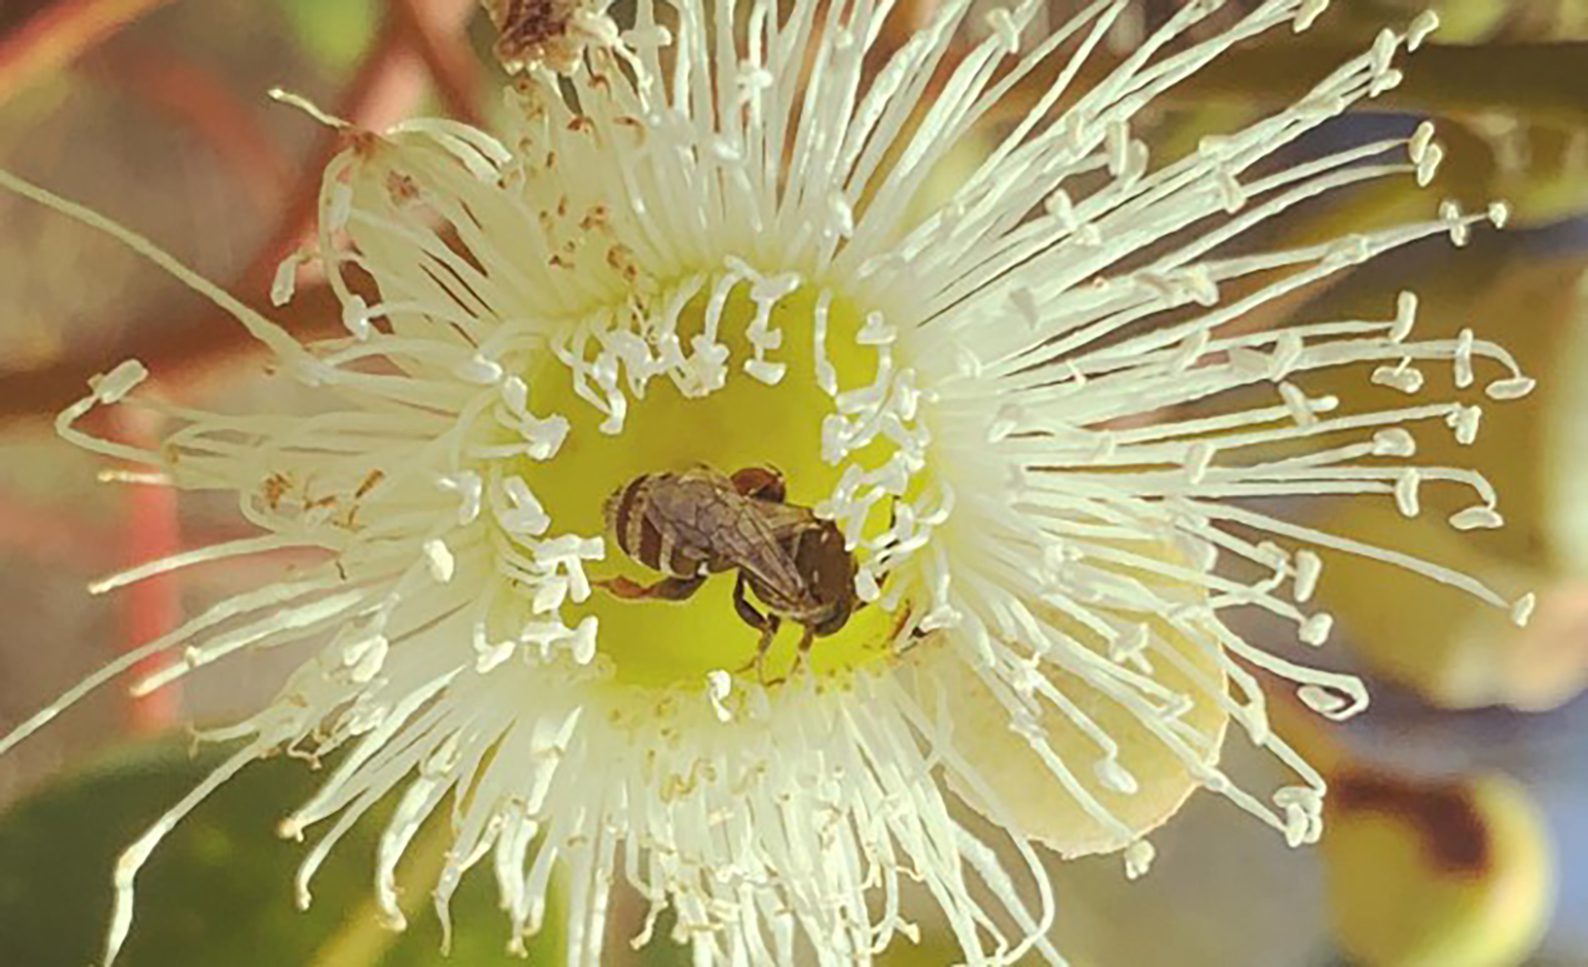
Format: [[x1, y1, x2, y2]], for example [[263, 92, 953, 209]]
[[605, 473, 712, 578]]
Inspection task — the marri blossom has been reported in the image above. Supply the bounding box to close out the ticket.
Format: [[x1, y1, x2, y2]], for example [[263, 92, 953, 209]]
[[0, 0, 1536, 963]]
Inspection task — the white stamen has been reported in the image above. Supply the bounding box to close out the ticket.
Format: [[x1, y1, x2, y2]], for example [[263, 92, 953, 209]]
[[423, 539, 456, 583]]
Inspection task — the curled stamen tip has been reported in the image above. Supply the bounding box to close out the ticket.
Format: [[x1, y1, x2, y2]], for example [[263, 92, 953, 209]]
[[1408, 10, 1441, 51], [268, 88, 349, 128], [90, 359, 149, 405], [1408, 121, 1437, 163], [1511, 593, 1536, 627], [1449, 505, 1503, 531], [1294, 0, 1330, 32], [1486, 375, 1534, 400], [1124, 839, 1156, 879]]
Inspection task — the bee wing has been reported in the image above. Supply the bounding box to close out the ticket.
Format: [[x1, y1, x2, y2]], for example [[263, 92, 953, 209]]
[[728, 504, 821, 608], [750, 501, 822, 539]]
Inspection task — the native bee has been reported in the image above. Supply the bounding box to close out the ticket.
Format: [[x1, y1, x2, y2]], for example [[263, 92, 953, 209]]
[[597, 466, 859, 681]]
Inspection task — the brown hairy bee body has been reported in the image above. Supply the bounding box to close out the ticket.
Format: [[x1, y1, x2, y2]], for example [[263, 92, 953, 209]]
[[598, 466, 860, 680]]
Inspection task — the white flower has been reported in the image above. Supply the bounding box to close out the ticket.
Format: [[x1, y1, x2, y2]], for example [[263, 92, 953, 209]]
[[0, 0, 1535, 964]]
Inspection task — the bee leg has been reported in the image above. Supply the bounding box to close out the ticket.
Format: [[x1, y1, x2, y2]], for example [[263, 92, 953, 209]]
[[753, 619, 783, 685], [731, 572, 766, 627], [730, 466, 786, 503], [732, 574, 784, 683], [789, 625, 816, 679], [596, 574, 706, 601], [731, 618, 781, 684]]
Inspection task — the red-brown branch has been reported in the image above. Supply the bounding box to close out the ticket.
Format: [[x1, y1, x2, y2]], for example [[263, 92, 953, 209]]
[[0, 0, 482, 423], [242, 0, 479, 290], [84, 47, 294, 217], [0, 0, 175, 101], [109, 405, 182, 733], [388, 0, 485, 127]]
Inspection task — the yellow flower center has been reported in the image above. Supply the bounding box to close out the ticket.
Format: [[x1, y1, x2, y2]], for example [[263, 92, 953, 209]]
[[523, 286, 907, 689]]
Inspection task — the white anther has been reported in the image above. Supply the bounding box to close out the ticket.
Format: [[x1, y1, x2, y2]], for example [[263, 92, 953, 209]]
[[1298, 684, 1351, 718], [1453, 328, 1475, 388], [341, 294, 374, 340], [1043, 188, 1075, 224], [422, 539, 456, 583], [1511, 593, 1536, 628], [1486, 376, 1535, 401], [706, 669, 733, 723], [984, 7, 1020, 54], [1216, 170, 1246, 213], [1293, 551, 1322, 602], [1408, 122, 1437, 164], [744, 358, 787, 385], [1394, 467, 1422, 517], [437, 472, 483, 525], [856, 311, 897, 346], [1372, 427, 1416, 457], [501, 477, 550, 535], [828, 193, 855, 238], [344, 633, 389, 684], [1415, 141, 1444, 187], [1448, 404, 1482, 445], [1449, 505, 1503, 531], [475, 639, 517, 674], [1299, 612, 1334, 647], [1391, 290, 1419, 341], [1294, 0, 1329, 32], [1408, 10, 1440, 50], [270, 254, 301, 307], [92, 360, 149, 404], [1124, 840, 1156, 880], [1371, 363, 1425, 394], [570, 615, 598, 665], [854, 568, 881, 604], [1278, 382, 1316, 427], [455, 354, 505, 385], [502, 376, 530, 416], [1370, 28, 1399, 77], [1094, 757, 1138, 795]]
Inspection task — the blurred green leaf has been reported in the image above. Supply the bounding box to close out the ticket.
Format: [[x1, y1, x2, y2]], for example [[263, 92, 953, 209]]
[[0, 741, 557, 966], [275, 0, 379, 71]]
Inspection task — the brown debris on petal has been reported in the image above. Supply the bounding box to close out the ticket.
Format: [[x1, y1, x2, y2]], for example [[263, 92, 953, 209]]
[[481, 0, 619, 75]]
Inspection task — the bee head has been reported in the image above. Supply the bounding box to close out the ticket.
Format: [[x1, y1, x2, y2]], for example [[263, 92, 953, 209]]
[[810, 599, 855, 637]]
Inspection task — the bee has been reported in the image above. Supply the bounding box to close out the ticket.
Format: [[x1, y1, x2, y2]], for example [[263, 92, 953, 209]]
[[597, 466, 859, 681]]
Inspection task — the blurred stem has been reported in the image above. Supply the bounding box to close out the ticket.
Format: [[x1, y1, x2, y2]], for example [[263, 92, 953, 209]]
[[306, 816, 453, 967], [85, 47, 294, 217], [388, 0, 484, 126], [0, 494, 117, 567], [0, 0, 174, 101]]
